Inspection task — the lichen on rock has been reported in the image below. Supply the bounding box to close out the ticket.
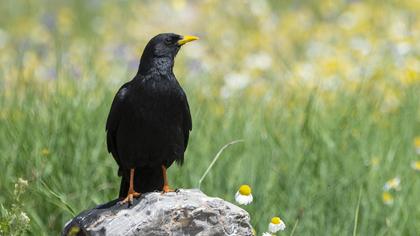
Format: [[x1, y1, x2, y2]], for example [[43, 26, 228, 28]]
[[62, 189, 253, 236]]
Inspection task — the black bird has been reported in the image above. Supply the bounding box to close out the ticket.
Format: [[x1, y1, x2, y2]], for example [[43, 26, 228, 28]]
[[105, 33, 197, 204]]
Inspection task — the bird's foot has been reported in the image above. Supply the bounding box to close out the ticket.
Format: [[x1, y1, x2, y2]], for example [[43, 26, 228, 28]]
[[120, 190, 141, 205], [161, 185, 175, 194]]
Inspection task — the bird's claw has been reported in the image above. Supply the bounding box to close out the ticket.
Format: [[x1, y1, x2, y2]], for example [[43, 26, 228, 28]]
[[120, 191, 141, 205], [161, 185, 175, 194]]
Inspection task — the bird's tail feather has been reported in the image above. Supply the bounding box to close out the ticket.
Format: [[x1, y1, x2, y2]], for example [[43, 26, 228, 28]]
[[119, 166, 164, 198]]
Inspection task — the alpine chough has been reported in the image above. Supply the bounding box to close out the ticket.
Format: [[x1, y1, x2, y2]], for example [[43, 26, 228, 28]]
[[105, 33, 197, 204]]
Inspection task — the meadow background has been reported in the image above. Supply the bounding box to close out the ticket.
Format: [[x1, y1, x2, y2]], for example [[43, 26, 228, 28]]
[[1, 0, 419, 235]]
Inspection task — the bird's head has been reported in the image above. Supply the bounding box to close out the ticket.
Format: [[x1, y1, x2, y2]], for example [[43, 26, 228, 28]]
[[137, 33, 199, 75]]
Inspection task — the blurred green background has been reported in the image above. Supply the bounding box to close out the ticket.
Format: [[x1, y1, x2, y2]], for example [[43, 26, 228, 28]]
[[0, 0, 419, 235]]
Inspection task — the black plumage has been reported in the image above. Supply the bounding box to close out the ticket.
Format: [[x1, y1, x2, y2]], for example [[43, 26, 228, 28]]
[[105, 33, 195, 199]]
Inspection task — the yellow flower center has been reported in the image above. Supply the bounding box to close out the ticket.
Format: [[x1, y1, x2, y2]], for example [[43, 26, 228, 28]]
[[415, 137, 420, 148], [239, 185, 251, 196], [271, 217, 281, 224], [41, 148, 50, 156], [370, 157, 380, 167], [382, 192, 393, 202]]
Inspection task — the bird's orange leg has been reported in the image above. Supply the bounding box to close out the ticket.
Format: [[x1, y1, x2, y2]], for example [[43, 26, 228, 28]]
[[161, 165, 174, 193], [120, 168, 141, 204]]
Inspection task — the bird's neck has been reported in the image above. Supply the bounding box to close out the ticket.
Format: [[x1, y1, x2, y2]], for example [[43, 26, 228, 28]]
[[137, 56, 174, 76]]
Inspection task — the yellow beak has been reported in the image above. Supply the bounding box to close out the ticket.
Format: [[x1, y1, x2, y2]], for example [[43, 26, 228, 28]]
[[177, 35, 199, 46]]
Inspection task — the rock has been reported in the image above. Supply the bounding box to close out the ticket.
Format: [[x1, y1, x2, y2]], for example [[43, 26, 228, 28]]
[[62, 189, 254, 236]]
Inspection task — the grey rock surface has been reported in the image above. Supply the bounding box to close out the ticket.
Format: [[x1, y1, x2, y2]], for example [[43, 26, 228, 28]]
[[62, 189, 254, 236]]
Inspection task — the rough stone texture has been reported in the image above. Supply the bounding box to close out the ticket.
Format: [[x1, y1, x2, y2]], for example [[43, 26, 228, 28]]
[[62, 189, 253, 236]]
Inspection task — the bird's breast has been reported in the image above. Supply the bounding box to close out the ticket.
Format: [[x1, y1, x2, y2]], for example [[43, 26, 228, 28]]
[[131, 79, 184, 125]]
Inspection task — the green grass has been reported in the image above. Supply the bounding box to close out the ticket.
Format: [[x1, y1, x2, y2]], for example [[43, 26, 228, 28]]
[[1, 76, 419, 235], [1, 0, 420, 235]]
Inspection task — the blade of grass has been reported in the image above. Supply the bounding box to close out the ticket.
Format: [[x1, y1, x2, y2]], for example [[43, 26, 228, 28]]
[[39, 180, 76, 217], [353, 187, 363, 236], [198, 139, 244, 189], [290, 218, 299, 236]]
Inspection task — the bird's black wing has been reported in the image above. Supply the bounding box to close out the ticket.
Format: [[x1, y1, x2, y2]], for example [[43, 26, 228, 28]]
[[181, 90, 192, 150], [106, 83, 130, 168]]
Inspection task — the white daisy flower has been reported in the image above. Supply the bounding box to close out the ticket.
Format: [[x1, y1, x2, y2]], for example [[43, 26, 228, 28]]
[[268, 217, 286, 233], [220, 72, 250, 99], [245, 52, 272, 70], [235, 185, 253, 205], [383, 177, 401, 191], [19, 212, 30, 224], [262, 232, 273, 236]]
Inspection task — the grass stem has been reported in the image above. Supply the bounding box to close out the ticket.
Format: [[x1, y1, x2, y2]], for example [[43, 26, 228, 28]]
[[198, 139, 244, 189]]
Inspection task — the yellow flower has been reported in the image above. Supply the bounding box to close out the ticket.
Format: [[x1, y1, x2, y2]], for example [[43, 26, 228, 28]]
[[235, 185, 253, 205], [41, 148, 50, 157], [411, 161, 420, 171], [171, 0, 186, 11], [414, 137, 420, 155], [58, 7, 73, 33], [370, 157, 380, 168], [268, 216, 286, 233], [414, 137, 420, 147], [382, 192, 394, 205], [401, 68, 419, 85]]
